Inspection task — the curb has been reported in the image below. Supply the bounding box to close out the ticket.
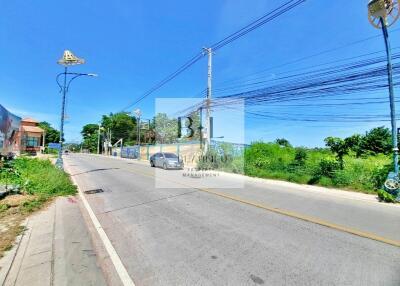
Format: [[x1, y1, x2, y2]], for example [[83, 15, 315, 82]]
[[64, 159, 136, 286]]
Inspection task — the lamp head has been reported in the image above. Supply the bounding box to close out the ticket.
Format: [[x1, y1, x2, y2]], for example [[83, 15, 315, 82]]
[[134, 108, 142, 118], [368, 0, 399, 29], [57, 50, 85, 66]]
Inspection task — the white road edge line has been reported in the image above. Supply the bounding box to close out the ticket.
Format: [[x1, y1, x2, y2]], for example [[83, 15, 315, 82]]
[[66, 163, 136, 286]]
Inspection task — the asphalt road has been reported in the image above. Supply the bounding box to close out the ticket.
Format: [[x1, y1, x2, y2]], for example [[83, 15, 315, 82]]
[[65, 154, 400, 286]]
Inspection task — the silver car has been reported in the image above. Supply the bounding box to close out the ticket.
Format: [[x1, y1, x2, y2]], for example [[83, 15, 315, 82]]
[[150, 152, 184, 170]]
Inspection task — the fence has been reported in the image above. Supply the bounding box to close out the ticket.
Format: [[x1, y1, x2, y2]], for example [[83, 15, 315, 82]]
[[118, 141, 202, 163], [116, 140, 248, 165]]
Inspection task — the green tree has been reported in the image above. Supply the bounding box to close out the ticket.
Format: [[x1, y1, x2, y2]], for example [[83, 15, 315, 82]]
[[64, 143, 80, 152], [154, 113, 178, 144], [39, 122, 60, 144], [275, 138, 292, 148], [101, 113, 136, 145], [344, 134, 363, 157], [324, 137, 348, 169], [181, 110, 201, 142], [82, 134, 98, 153], [81, 124, 99, 153], [81, 124, 99, 139], [360, 126, 392, 155], [293, 147, 307, 166]]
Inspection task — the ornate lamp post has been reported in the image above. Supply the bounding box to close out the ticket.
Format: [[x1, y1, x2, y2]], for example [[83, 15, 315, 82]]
[[56, 50, 97, 169], [368, 0, 400, 195]]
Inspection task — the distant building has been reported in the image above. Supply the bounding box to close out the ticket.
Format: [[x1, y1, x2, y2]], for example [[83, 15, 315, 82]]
[[14, 118, 45, 155]]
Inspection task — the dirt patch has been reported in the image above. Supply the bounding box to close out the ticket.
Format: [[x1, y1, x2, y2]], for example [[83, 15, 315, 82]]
[[0, 194, 47, 258], [0, 211, 25, 258], [2, 194, 35, 207]]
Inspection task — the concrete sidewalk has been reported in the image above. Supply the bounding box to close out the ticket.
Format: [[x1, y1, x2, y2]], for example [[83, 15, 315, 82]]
[[0, 196, 107, 286]]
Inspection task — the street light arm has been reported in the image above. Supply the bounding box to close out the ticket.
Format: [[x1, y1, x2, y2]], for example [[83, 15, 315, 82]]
[[56, 72, 64, 93], [56, 72, 97, 93], [66, 73, 98, 92], [66, 74, 87, 92]]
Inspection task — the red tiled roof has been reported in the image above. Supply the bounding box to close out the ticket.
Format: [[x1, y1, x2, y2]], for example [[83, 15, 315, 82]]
[[21, 125, 44, 133], [21, 117, 39, 123]]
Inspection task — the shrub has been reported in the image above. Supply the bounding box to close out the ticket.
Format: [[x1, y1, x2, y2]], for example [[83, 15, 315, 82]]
[[21, 197, 48, 213], [234, 141, 392, 194], [0, 203, 10, 213], [361, 127, 392, 155], [377, 190, 396, 203], [332, 170, 352, 187], [254, 157, 269, 168], [318, 176, 334, 187], [316, 158, 340, 178], [275, 138, 291, 147], [3, 158, 76, 197], [197, 149, 231, 170], [230, 157, 244, 174], [370, 164, 393, 190], [293, 148, 307, 166]]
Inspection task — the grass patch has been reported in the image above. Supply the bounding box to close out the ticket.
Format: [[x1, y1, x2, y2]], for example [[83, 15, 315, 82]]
[[8, 157, 77, 197], [377, 189, 396, 203], [0, 157, 77, 257], [203, 142, 393, 195]]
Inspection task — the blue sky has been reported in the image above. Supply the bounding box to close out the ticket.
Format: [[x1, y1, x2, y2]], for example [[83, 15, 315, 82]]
[[1, 0, 399, 146]]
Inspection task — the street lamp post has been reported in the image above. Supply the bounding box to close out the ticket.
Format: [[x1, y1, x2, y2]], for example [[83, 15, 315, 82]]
[[56, 50, 97, 169], [97, 124, 105, 154], [134, 109, 142, 160], [368, 0, 400, 176]]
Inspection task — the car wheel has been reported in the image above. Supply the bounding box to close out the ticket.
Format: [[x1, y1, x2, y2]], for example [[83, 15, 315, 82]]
[[163, 163, 168, 170], [150, 160, 155, 167]]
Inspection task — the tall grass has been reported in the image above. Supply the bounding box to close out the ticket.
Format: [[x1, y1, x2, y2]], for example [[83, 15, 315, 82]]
[[209, 142, 391, 194], [0, 158, 76, 212]]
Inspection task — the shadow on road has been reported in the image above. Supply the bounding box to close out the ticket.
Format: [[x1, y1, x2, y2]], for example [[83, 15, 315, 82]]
[[70, 168, 120, 176]]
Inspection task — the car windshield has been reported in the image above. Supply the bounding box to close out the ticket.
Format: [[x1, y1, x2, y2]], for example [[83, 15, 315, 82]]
[[164, 153, 178, 158]]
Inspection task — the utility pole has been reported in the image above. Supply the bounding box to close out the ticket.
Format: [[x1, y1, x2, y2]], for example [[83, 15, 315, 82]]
[[203, 47, 212, 151], [108, 129, 112, 155], [368, 0, 400, 176], [97, 124, 104, 155]]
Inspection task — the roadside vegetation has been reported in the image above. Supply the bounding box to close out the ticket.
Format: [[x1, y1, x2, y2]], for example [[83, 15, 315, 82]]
[[0, 157, 76, 257], [78, 111, 396, 198], [199, 126, 396, 196], [80, 111, 202, 152]]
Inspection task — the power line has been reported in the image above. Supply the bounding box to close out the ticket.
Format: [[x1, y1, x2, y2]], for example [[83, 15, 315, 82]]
[[211, 0, 306, 51], [120, 0, 306, 111], [176, 51, 400, 119], [214, 54, 400, 102], [213, 47, 400, 95], [216, 28, 400, 87], [120, 52, 204, 111], [214, 48, 400, 93]]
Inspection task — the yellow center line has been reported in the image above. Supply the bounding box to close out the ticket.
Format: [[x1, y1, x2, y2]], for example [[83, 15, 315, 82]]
[[110, 161, 400, 248]]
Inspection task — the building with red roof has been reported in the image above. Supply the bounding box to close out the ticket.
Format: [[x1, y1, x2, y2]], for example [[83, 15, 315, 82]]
[[14, 118, 45, 155]]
